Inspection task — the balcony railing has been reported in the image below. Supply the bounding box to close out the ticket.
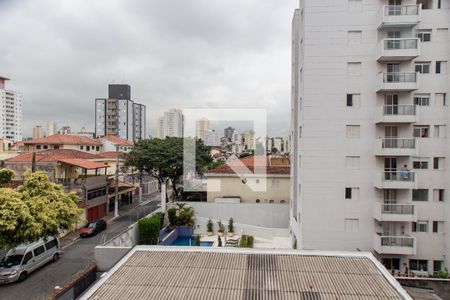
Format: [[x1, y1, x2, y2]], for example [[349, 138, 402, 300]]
[[384, 5, 419, 16], [383, 38, 418, 50], [380, 236, 415, 248], [382, 171, 415, 182], [382, 138, 416, 149], [383, 105, 416, 116], [383, 72, 417, 83], [382, 204, 415, 215]]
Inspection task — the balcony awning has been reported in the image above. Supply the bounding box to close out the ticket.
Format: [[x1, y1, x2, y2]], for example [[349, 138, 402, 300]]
[[58, 158, 110, 170]]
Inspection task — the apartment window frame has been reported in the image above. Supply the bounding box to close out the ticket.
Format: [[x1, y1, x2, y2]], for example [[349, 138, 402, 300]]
[[415, 62, 431, 74], [409, 259, 428, 272], [414, 94, 430, 106], [432, 221, 439, 233], [417, 30, 432, 42], [346, 93, 361, 107], [346, 156, 360, 170], [346, 125, 360, 139], [412, 220, 429, 233], [344, 218, 359, 233], [347, 62, 362, 76], [433, 157, 445, 170], [434, 125, 446, 138], [413, 189, 429, 202], [412, 157, 429, 170], [413, 125, 430, 138], [434, 189, 445, 202]]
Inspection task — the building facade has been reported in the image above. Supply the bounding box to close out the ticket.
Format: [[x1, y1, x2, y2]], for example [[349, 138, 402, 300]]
[[291, 0, 450, 274], [95, 84, 146, 142], [0, 76, 22, 142], [196, 117, 210, 141], [155, 108, 183, 138], [32, 125, 45, 139], [224, 126, 235, 141]]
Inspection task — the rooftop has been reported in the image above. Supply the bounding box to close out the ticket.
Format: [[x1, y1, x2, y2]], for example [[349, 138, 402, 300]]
[[81, 247, 412, 300], [99, 135, 134, 146], [6, 149, 100, 163], [57, 158, 109, 170], [23, 134, 101, 146], [208, 156, 290, 175]]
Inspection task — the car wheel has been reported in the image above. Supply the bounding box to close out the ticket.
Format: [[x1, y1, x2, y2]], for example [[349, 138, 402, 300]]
[[52, 253, 59, 262], [18, 272, 27, 282]]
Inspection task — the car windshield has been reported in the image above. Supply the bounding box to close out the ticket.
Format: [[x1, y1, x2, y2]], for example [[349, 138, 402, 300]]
[[87, 223, 96, 228], [0, 255, 23, 268]]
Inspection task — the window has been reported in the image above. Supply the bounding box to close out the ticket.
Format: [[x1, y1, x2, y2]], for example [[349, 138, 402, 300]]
[[438, 0, 442, 8], [87, 187, 107, 200], [345, 188, 352, 199], [33, 245, 45, 257], [86, 146, 90, 151], [96, 146, 100, 151], [348, 0, 362, 12], [23, 252, 33, 265], [415, 62, 431, 74], [45, 239, 58, 250], [413, 189, 428, 202], [346, 125, 360, 138], [433, 189, 445, 202], [256, 199, 260, 203], [434, 125, 446, 138], [433, 157, 445, 170], [382, 258, 400, 271], [409, 259, 428, 272], [346, 93, 361, 107], [344, 218, 359, 232], [417, 29, 432, 42], [347, 62, 361, 76], [345, 187, 359, 200], [412, 221, 428, 233], [413, 158, 429, 169], [414, 94, 430, 106], [436, 93, 447, 106], [432, 221, 440, 233], [436, 28, 448, 42], [346, 156, 360, 170], [271, 179, 280, 188], [80, 145, 84, 150], [36, 145, 41, 150], [436, 61, 447, 74], [347, 31, 362, 44], [434, 261, 443, 272], [43, 145, 48, 150], [413, 126, 430, 138]]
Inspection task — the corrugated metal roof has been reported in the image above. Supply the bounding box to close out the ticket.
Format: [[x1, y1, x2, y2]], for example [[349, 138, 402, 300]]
[[86, 248, 410, 300]]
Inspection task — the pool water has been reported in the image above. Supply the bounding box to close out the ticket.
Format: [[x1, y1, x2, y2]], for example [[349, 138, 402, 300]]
[[171, 236, 214, 247]]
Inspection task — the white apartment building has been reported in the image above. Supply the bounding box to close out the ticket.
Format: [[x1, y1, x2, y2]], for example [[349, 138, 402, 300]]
[[0, 76, 22, 142], [203, 129, 221, 146], [291, 0, 450, 274], [95, 84, 146, 143], [196, 117, 210, 141], [155, 108, 183, 138]]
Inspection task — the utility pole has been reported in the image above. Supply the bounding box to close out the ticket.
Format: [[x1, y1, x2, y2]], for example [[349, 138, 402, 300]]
[[161, 180, 166, 213], [114, 145, 120, 218], [31, 152, 36, 173]]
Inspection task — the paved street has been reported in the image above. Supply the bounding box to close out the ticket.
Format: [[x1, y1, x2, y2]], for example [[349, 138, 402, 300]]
[[0, 193, 160, 300]]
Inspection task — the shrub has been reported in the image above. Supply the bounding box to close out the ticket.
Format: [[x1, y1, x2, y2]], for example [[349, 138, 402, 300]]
[[195, 234, 201, 246], [155, 212, 165, 229], [138, 214, 162, 245], [176, 203, 195, 227], [217, 220, 224, 233], [0, 168, 15, 186], [239, 235, 254, 248], [430, 268, 449, 279], [228, 218, 234, 233], [167, 208, 177, 227], [218, 235, 222, 247], [207, 219, 214, 233]]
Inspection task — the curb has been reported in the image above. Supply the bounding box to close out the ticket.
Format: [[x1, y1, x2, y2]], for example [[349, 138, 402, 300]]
[[61, 236, 80, 250]]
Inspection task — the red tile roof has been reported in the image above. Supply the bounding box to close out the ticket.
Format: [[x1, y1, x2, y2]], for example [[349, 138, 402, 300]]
[[209, 156, 290, 175], [96, 152, 126, 159], [100, 135, 134, 146], [6, 149, 100, 163], [24, 134, 101, 146], [57, 158, 109, 170]]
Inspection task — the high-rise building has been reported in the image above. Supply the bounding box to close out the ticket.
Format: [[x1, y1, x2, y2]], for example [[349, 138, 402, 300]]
[[291, 0, 450, 273], [273, 137, 284, 153], [0, 76, 22, 141], [196, 118, 210, 141], [59, 126, 71, 135], [32, 125, 45, 139], [204, 129, 221, 146], [95, 84, 146, 142], [224, 127, 235, 141], [47, 121, 57, 136], [242, 130, 255, 150], [155, 109, 183, 138]]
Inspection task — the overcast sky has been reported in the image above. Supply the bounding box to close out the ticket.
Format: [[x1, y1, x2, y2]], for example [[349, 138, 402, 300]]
[[0, 0, 297, 138]]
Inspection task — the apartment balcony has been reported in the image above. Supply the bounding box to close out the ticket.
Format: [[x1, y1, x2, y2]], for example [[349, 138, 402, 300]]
[[374, 234, 416, 255], [375, 105, 418, 124], [375, 171, 416, 190], [378, 5, 421, 29], [378, 38, 420, 61], [374, 138, 417, 157], [378, 72, 419, 92], [373, 202, 417, 222]]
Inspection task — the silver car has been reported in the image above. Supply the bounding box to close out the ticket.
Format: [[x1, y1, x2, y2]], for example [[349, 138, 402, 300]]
[[0, 236, 61, 284]]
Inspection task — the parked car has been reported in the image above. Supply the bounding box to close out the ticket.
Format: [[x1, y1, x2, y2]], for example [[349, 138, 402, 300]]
[[0, 236, 61, 284], [79, 219, 107, 237]]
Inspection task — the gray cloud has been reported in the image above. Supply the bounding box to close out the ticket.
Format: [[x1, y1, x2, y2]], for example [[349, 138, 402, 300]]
[[0, 0, 296, 137]]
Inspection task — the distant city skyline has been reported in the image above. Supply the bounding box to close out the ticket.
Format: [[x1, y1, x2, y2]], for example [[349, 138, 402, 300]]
[[0, 0, 296, 139]]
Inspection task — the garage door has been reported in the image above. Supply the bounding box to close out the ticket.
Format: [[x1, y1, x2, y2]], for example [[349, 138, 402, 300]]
[[87, 203, 106, 222]]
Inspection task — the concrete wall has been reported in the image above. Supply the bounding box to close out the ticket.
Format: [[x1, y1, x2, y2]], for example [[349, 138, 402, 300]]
[[95, 246, 131, 272], [398, 277, 450, 300], [206, 175, 290, 204], [184, 202, 290, 228]]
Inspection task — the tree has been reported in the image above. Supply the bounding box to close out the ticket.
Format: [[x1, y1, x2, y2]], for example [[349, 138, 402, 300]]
[[125, 137, 213, 200], [0, 168, 15, 186], [0, 171, 82, 249]]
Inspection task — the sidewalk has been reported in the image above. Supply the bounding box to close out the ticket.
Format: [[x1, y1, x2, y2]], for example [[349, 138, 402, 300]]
[[59, 191, 160, 249]]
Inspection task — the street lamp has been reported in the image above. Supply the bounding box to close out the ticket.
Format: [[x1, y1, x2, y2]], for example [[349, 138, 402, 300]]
[[114, 145, 120, 218]]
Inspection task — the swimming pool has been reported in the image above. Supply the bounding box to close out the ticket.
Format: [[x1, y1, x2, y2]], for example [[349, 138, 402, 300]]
[[170, 236, 214, 247]]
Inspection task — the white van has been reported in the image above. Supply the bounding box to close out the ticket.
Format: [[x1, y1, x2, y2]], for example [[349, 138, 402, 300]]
[[0, 236, 61, 283]]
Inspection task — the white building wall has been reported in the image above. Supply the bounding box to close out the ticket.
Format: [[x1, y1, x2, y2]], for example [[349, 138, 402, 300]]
[[291, 0, 450, 273], [0, 88, 22, 142]]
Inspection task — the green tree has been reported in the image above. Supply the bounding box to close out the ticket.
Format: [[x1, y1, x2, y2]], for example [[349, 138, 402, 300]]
[[0, 171, 82, 249], [0, 168, 15, 186]]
